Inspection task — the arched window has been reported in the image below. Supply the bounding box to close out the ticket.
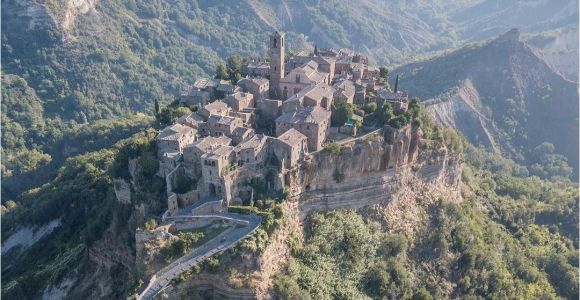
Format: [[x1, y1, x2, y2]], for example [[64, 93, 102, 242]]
[[273, 38, 278, 48]]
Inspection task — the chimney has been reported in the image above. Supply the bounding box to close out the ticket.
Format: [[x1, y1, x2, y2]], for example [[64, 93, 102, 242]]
[[394, 75, 399, 93]]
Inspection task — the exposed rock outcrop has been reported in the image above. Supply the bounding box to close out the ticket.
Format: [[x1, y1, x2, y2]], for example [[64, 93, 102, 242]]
[[4, 0, 98, 32]]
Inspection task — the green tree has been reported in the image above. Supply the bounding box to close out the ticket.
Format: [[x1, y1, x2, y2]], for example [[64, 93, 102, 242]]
[[154, 98, 160, 116], [378, 103, 393, 125], [331, 102, 354, 126], [226, 55, 243, 82], [364, 102, 377, 114], [215, 63, 229, 80], [379, 67, 389, 78]]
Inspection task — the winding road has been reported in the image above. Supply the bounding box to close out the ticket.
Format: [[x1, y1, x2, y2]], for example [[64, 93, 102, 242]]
[[137, 214, 261, 300]]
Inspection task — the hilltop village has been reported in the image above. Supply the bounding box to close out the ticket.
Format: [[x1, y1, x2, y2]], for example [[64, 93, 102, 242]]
[[155, 31, 410, 219]]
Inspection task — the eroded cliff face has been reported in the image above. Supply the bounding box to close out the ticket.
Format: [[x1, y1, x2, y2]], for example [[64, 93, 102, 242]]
[[285, 125, 461, 213], [248, 126, 463, 299], [4, 0, 98, 32]]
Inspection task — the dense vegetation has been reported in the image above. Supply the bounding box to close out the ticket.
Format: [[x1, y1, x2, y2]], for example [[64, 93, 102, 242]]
[[1, 130, 166, 299], [274, 144, 578, 299], [1, 1, 577, 298]]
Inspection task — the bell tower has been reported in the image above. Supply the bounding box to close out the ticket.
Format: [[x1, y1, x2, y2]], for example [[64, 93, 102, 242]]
[[269, 31, 285, 99]]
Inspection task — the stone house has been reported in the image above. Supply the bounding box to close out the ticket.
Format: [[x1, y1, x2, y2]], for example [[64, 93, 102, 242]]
[[333, 79, 356, 105], [178, 112, 205, 129], [278, 61, 329, 99], [242, 61, 270, 77], [199, 101, 231, 119], [237, 77, 269, 101], [183, 136, 232, 175], [216, 81, 240, 99], [207, 115, 244, 137], [275, 106, 331, 152], [287, 55, 335, 82], [157, 123, 197, 154], [201, 145, 236, 196], [271, 128, 308, 169], [376, 90, 409, 113], [282, 82, 334, 113], [235, 134, 269, 166], [256, 98, 283, 120], [224, 91, 255, 112], [181, 89, 211, 107], [231, 127, 255, 146], [159, 151, 181, 177], [180, 78, 216, 106]]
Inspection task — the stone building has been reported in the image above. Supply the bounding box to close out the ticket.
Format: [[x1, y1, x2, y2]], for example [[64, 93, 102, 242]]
[[183, 136, 232, 175], [216, 81, 240, 99], [224, 91, 255, 112], [242, 61, 270, 77], [256, 98, 283, 120], [181, 89, 211, 107], [282, 82, 334, 113], [231, 127, 255, 146], [199, 101, 231, 119], [157, 123, 197, 154], [287, 55, 335, 82], [279, 61, 329, 100], [269, 31, 285, 99], [333, 79, 356, 105], [376, 90, 409, 113], [207, 115, 244, 137], [237, 77, 269, 101], [236, 134, 269, 166], [275, 106, 331, 152], [180, 78, 216, 106], [201, 145, 236, 196], [178, 112, 205, 129], [271, 128, 308, 169]]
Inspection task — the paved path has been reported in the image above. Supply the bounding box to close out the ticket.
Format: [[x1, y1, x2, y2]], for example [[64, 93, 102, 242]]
[[137, 214, 261, 300]]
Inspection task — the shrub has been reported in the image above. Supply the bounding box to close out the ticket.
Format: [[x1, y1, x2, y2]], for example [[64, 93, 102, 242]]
[[325, 142, 342, 155]]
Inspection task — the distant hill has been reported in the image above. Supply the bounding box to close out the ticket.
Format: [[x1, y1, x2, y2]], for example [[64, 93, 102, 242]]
[[393, 29, 579, 176], [526, 26, 579, 82]]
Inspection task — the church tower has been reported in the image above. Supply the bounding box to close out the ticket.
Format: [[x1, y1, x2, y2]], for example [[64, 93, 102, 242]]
[[269, 31, 285, 99]]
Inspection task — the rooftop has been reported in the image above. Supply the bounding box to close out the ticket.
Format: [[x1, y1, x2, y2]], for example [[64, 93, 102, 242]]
[[232, 126, 253, 137], [192, 78, 218, 90], [238, 77, 269, 86], [202, 145, 234, 160], [276, 106, 331, 124], [378, 89, 408, 102], [158, 124, 194, 141], [228, 91, 253, 102], [186, 136, 232, 151], [209, 114, 238, 126], [236, 134, 267, 150], [178, 112, 205, 125], [203, 100, 229, 112], [277, 128, 307, 147]]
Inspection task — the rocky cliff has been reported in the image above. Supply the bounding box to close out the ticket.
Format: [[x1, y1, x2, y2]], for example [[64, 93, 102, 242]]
[[249, 126, 462, 299], [3, 0, 98, 31]]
